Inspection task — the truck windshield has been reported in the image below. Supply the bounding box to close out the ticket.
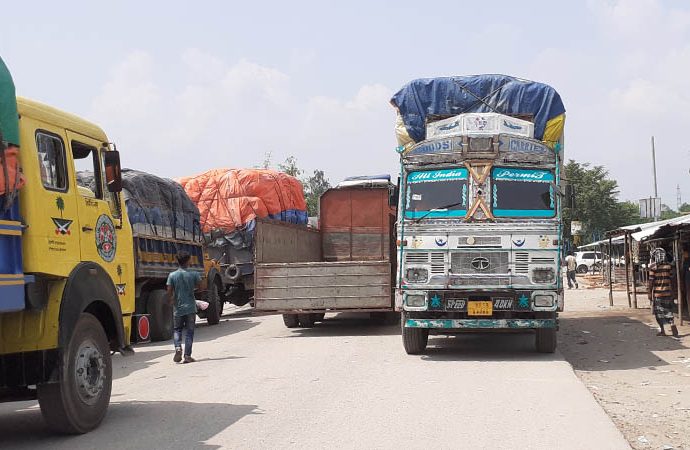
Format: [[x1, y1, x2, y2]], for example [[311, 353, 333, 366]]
[[491, 168, 555, 218], [405, 168, 468, 219]]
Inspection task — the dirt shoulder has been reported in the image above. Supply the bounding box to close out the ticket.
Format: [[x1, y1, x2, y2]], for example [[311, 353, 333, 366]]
[[559, 277, 690, 449]]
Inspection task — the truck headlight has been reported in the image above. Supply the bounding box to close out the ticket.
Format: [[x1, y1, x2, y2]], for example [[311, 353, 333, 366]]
[[405, 294, 426, 307], [533, 293, 555, 307], [532, 267, 555, 284], [406, 267, 429, 283]]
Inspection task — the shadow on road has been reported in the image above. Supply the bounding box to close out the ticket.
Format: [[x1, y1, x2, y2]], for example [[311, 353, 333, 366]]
[[559, 313, 688, 371], [419, 332, 559, 362], [191, 317, 259, 344], [0, 400, 259, 449], [279, 313, 401, 338]]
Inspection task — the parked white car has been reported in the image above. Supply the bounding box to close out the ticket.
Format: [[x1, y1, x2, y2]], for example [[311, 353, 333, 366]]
[[575, 251, 603, 274]]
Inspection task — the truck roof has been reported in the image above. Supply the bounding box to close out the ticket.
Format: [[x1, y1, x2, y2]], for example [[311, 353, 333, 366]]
[[17, 96, 108, 143]]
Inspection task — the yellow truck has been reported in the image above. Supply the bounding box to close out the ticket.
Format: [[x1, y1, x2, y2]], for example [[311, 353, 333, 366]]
[[0, 58, 219, 433]]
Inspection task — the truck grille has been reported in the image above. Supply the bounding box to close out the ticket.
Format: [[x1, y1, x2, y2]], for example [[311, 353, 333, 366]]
[[514, 252, 529, 274], [451, 251, 509, 274]]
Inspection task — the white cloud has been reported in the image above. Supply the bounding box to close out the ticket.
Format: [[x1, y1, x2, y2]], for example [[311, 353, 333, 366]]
[[90, 50, 398, 185]]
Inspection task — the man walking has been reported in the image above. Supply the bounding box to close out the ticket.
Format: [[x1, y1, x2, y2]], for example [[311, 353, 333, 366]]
[[565, 251, 578, 289], [167, 251, 201, 363], [648, 248, 680, 338]]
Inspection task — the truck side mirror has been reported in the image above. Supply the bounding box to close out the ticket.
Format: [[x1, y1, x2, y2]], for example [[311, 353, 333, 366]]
[[388, 182, 399, 208], [104, 150, 123, 193]]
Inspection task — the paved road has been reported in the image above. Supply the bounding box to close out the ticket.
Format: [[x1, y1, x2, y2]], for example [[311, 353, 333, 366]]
[[0, 310, 629, 449]]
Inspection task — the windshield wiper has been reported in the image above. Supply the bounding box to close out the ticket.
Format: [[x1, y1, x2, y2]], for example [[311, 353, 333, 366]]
[[412, 201, 464, 223]]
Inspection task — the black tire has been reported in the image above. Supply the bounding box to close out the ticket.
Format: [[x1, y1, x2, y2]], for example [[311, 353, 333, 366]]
[[298, 313, 316, 328], [402, 319, 429, 354], [147, 289, 173, 341], [282, 314, 299, 328], [37, 313, 112, 434], [536, 328, 557, 353], [314, 313, 326, 322], [576, 265, 588, 274], [205, 279, 222, 325]]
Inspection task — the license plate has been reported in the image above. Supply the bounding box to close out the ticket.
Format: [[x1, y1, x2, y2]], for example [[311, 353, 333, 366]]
[[468, 301, 493, 316]]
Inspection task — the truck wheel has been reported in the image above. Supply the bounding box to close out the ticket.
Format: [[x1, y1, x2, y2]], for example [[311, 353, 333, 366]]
[[298, 313, 316, 328], [147, 289, 173, 341], [402, 321, 429, 355], [205, 280, 222, 325], [283, 314, 299, 328], [37, 313, 112, 434], [536, 328, 557, 353], [314, 313, 326, 322]]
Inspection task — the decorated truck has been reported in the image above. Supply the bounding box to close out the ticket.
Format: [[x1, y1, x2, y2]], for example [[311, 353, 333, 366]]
[[179, 168, 308, 308], [253, 177, 399, 326], [391, 75, 566, 354], [77, 169, 224, 341]]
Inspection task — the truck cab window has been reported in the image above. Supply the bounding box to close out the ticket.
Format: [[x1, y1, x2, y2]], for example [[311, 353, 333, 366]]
[[72, 141, 102, 199], [36, 132, 67, 191]]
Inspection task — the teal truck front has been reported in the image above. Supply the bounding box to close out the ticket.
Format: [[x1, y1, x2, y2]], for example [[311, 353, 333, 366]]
[[391, 75, 566, 354]]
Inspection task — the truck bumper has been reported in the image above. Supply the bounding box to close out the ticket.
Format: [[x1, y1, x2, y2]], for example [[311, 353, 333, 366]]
[[404, 318, 557, 329]]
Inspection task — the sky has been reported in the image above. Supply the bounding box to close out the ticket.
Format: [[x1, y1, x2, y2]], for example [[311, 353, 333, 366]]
[[2, 0, 689, 208]]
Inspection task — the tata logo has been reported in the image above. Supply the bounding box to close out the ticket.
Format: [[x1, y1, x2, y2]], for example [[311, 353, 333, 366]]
[[512, 239, 525, 247], [435, 237, 447, 247], [471, 256, 490, 271]]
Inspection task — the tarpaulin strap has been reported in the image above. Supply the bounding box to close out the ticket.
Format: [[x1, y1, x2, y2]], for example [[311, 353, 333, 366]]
[[452, 79, 509, 115]]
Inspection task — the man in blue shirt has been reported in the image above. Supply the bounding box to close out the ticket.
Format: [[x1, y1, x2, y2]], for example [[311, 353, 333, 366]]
[[167, 251, 201, 363]]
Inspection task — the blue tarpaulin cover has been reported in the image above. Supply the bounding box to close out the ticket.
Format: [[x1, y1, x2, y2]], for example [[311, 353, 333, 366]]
[[390, 75, 565, 143]]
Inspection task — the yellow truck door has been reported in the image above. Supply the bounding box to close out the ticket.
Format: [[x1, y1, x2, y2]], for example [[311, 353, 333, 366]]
[[66, 131, 134, 314]]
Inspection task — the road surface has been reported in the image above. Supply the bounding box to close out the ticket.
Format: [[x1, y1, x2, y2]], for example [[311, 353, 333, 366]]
[[0, 310, 629, 449]]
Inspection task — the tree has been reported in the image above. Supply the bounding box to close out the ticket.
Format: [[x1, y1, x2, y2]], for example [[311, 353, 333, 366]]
[[680, 203, 690, 213], [278, 156, 302, 178], [257, 151, 273, 169], [303, 169, 331, 217], [564, 160, 648, 244], [660, 204, 681, 220]]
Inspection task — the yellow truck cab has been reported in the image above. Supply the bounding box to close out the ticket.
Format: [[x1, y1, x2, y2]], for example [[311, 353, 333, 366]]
[[1, 58, 132, 434]]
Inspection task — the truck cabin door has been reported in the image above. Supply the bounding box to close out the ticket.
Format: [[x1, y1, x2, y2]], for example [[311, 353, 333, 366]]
[[67, 131, 122, 268]]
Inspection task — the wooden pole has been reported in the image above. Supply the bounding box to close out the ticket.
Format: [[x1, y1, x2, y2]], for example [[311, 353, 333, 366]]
[[674, 237, 683, 326], [624, 233, 632, 307], [632, 233, 639, 309], [608, 236, 614, 306], [678, 232, 684, 326]]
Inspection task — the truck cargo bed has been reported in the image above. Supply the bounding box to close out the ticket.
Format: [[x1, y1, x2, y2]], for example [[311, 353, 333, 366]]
[[255, 261, 392, 312]]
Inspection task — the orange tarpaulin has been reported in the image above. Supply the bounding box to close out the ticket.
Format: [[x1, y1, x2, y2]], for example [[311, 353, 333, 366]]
[[0, 146, 25, 196], [177, 168, 307, 233]]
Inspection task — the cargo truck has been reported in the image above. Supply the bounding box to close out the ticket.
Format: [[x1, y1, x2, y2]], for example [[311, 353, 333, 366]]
[[78, 169, 224, 341], [391, 75, 566, 354], [0, 58, 217, 433], [254, 177, 398, 326]]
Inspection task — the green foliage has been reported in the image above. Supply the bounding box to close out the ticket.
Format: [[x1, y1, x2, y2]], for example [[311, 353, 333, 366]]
[[660, 204, 681, 220], [680, 203, 690, 213], [303, 169, 331, 217], [275, 156, 331, 217], [278, 156, 302, 178], [564, 160, 649, 244]]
